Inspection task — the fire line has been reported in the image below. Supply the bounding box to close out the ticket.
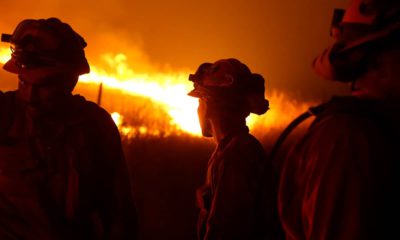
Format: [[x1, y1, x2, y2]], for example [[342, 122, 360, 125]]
[[0, 47, 313, 138]]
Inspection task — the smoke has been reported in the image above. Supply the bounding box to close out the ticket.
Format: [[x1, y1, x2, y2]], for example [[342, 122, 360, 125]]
[[1, 0, 349, 99]]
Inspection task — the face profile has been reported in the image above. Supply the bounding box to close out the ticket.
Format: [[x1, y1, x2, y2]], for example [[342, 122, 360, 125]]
[[197, 98, 213, 137]]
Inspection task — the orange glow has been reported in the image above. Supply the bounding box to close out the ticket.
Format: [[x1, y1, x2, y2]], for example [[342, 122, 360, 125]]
[[111, 111, 163, 137], [78, 53, 201, 135], [0, 46, 313, 138], [0, 47, 10, 64]]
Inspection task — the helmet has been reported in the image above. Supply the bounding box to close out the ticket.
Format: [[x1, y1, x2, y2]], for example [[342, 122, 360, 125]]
[[313, 0, 400, 82], [188, 58, 269, 115], [1, 18, 90, 82]]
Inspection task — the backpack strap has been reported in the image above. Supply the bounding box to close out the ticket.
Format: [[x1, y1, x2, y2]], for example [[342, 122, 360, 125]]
[[269, 96, 395, 169], [269, 101, 330, 165], [312, 96, 398, 144]]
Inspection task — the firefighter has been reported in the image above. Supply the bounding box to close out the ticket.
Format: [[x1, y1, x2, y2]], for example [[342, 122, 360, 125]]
[[188, 58, 283, 239], [0, 18, 137, 239], [279, 0, 400, 239]]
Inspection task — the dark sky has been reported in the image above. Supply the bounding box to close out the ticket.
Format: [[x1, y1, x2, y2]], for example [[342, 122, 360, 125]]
[[1, 0, 350, 100]]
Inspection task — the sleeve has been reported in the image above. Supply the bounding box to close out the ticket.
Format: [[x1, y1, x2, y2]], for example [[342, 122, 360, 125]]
[[203, 140, 266, 240], [298, 116, 394, 240], [93, 110, 138, 240]]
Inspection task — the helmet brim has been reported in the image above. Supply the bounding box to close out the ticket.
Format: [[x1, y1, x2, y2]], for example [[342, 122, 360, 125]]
[[2, 58, 19, 74], [313, 22, 400, 81], [3, 59, 79, 85], [188, 88, 205, 98], [339, 22, 400, 53], [2, 55, 90, 79]]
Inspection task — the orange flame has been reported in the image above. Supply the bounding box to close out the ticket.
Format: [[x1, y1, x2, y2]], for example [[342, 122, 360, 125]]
[[0, 47, 313, 138], [79, 53, 201, 135], [0, 47, 10, 64]]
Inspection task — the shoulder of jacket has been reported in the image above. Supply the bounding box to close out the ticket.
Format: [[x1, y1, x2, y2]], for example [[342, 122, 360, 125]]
[[0, 91, 16, 112], [229, 133, 261, 149], [225, 133, 266, 162], [69, 94, 113, 125], [310, 96, 391, 134]]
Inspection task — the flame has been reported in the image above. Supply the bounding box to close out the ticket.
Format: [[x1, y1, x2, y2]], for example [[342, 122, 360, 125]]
[[0, 47, 10, 64], [79, 53, 201, 135], [111, 112, 136, 137], [0, 47, 314, 138], [110, 111, 162, 137], [0, 48, 201, 135]]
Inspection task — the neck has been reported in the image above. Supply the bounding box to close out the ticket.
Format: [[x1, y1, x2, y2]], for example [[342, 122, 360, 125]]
[[210, 116, 246, 144]]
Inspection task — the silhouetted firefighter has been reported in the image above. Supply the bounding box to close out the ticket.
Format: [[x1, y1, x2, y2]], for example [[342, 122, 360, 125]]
[[278, 0, 400, 239], [0, 18, 138, 239], [188, 59, 283, 240]]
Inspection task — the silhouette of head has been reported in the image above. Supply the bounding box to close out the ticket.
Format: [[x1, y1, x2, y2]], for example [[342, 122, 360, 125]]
[[188, 58, 269, 137], [2, 18, 89, 83], [1, 18, 90, 113], [313, 0, 400, 82]]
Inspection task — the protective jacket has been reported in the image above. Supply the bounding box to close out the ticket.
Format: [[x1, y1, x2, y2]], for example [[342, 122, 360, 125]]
[[0, 90, 137, 240], [279, 96, 399, 240], [197, 126, 282, 240]]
